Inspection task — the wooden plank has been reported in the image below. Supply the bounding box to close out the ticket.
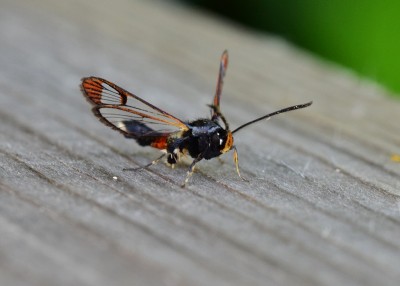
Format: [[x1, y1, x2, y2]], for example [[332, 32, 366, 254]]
[[1, 0, 400, 285]]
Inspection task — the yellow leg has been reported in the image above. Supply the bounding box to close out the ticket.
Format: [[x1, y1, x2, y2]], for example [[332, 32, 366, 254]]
[[233, 146, 248, 182], [123, 153, 165, 171], [181, 156, 202, 188]]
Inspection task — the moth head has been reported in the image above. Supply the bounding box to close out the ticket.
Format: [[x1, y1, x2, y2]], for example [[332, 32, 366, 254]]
[[221, 131, 233, 154]]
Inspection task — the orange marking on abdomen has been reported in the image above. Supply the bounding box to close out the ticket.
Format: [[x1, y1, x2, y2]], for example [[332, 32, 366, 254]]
[[151, 136, 168, 150]]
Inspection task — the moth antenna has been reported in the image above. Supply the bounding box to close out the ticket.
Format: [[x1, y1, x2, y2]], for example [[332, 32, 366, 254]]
[[232, 101, 312, 134]]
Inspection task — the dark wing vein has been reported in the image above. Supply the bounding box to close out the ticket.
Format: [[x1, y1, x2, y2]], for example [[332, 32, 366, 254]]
[[81, 77, 189, 138]]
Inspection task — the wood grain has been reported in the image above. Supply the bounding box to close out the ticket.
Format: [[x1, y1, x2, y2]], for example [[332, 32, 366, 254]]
[[1, 0, 400, 285]]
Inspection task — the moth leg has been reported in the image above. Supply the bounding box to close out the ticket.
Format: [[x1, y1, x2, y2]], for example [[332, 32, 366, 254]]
[[166, 153, 178, 169], [233, 146, 248, 182], [208, 104, 229, 130], [123, 153, 166, 171], [181, 156, 203, 188]]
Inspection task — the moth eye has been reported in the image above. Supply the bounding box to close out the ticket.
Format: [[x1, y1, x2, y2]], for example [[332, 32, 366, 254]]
[[211, 133, 221, 146], [219, 139, 223, 145]]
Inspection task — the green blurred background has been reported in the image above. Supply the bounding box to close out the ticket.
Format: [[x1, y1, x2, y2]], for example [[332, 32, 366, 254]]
[[181, 0, 400, 98]]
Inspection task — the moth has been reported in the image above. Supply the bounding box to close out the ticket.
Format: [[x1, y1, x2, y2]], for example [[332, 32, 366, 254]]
[[81, 50, 312, 187]]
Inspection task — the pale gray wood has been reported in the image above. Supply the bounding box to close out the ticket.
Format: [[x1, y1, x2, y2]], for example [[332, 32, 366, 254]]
[[1, 0, 400, 285]]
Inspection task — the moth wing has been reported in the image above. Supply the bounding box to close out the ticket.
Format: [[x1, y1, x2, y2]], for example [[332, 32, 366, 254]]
[[211, 50, 228, 120], [81, 77, 189, 140]]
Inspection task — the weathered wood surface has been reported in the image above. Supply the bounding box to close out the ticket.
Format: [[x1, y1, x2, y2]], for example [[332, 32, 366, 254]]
[[1, 0, 400, 285]]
